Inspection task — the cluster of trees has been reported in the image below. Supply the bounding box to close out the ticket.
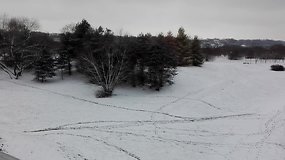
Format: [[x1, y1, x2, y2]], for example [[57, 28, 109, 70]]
[[59, 20, 204, 96], [0, 15, 58, 79], [202, 44, 285, 62], [0, 15, 204, 97]]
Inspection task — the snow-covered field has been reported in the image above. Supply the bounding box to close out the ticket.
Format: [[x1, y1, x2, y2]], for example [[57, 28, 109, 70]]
[[0, 58, 284, 160]]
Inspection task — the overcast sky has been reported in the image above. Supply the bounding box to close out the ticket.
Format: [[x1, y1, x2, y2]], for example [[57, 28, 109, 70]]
[[0, 0, 284, 40]]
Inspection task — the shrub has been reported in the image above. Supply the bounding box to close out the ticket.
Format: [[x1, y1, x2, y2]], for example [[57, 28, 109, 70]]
[[228, 52, 242, 60], [271, 64, 285, 71], [96, 89, 113, 98]]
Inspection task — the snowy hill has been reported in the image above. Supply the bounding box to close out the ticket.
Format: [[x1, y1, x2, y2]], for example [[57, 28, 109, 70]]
[[0, 58, 284, 160], [201, 39, 285, 48]]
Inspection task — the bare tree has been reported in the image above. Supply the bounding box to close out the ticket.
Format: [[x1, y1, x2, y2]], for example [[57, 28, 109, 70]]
[[0, 13, 9, 30], [0, 16, 40, 79], [61, 23, 76, 34], [82, 47, 126, 97]]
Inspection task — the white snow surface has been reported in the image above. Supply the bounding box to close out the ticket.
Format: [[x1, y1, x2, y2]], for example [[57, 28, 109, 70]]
[[0, 58, 285, 160]]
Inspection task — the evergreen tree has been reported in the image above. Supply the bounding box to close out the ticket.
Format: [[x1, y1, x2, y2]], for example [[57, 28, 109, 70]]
[[73, 19, 92, 40], [122, 36, 138, 87], [190, 36, 204, 66], [164, 31, 179, 64], [176, 27, 192, 66], [73, 19, 93, 52], [56, 50, 69, 80], [34, 49, 56, 82], [144, 35, 177, 91], [128, 33, 152, 87], [60, 32, 76, 75], [59, 19, 93, 76]]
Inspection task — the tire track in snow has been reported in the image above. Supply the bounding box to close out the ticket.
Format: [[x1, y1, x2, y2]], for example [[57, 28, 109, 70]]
[[38, 129, 256, 153], [142, 95, 232, 111], [55, 133, 141, 160], [5, 80, 191, 120], [56, 142, 89, 160], [150, 79, 237, 135], [255, 110, 285, 160], [25, 113, 255, 133], [265, 142, 285, 150], [150, 88, 207, 135]]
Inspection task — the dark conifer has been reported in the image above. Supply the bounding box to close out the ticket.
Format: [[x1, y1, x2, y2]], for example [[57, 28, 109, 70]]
[[132, 33, 152, 86], [34, 49, 56, 82], [56, 50, 69, 79], [190, 36, 204, 66], [60, 32, 76, 75], [176, 27, 192, 66], [145, 35, 177, 91]]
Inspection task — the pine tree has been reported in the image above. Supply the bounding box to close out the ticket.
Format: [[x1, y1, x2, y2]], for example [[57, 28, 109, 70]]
[[176, 27, 192, 66], [129, 33, 152, 86], [34, 49, 56, 82], [60, 32, 76, 75], [58, 19, 93, 76], [145, 35, 177, 91], [123, 36, 138, 87], [190, 36, 204, 67], [73, 19, 92, 40], [164, 31, 179, 64], [56, 50, 69, 80]]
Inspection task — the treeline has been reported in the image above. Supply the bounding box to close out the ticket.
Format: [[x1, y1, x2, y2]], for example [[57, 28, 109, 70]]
[[202, 44, 285, 61], [0, 16, 204, 97]]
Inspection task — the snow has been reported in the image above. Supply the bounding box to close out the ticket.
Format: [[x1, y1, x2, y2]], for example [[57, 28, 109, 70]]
[[0, 57, 285, 160]]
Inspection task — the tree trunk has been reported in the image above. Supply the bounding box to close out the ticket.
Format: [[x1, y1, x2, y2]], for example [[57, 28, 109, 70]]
[[61, 69, 64, 80], [68, 58, 72, 75]]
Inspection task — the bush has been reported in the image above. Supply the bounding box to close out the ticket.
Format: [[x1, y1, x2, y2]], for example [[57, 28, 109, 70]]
[[271, 64, 285, 71], [96, 89, 113, 98], [228, 52, 242, 60]]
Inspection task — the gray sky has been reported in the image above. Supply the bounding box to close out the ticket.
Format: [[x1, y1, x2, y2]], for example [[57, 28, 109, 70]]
[[0, 0, 284, 40]]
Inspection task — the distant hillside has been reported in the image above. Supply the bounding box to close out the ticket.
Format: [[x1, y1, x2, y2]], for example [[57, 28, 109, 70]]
[[201, 39, 285, 48]]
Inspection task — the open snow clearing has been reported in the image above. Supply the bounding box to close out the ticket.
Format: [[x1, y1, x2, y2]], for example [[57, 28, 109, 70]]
[[0, 58, 284, 160]]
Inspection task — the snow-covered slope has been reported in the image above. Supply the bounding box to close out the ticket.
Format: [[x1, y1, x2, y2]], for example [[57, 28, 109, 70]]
[[0, 58, 284, 160]]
